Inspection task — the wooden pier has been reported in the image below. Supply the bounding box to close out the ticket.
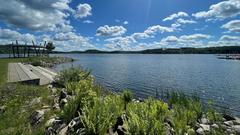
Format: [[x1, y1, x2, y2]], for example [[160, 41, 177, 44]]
[[6, 40, 48, 58], [8, 63, 57, 85], [217, 54, 240, 60]]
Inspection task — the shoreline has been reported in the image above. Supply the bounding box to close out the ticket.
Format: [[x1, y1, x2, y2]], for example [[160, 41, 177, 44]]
[[1, 57, 240, 134]]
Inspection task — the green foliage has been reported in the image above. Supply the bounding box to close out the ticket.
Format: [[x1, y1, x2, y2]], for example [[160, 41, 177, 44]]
[[125, 98, 169, 134], [55, 67, 91, 87], [46, 42, 55, 53], [60, 78, 97, 123], [167, 92, 202, 134], [206, 101, 223, 123], [122, 89, 133, 110], [80, 95, 124, 135]]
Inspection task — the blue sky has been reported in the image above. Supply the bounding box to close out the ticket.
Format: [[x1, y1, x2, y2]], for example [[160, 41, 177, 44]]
[[0, 0, 239, 51]]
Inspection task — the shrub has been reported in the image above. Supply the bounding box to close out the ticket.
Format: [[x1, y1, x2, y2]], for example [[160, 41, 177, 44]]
[[55, 67, 91, 87], [168, 92, 202, 134], [60, 72, 97, 123], [125, 98, 169, 134], [80, 95, 123, 135], [122, 89, 133, 110]]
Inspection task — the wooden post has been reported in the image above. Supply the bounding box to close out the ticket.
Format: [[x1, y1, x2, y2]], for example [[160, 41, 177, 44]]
[[23, 43, 27, 58], [32, 40, 38, 56], [39, 43, 42, 56], [11, 42, 15, 58], [16, 40, 19, 58], [43, 41, 47, 56], [28, 46, 30, 57]]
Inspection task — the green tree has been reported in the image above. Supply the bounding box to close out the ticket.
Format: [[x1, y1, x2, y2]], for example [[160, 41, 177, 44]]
[[46, 42, 55, 55]]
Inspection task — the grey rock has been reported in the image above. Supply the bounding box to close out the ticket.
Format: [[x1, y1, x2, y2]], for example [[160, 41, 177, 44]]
[[200, 124, 210, 132], [60, 98, 68, 108], [223, 114, 236, 121], [233, 125, 240, 134], [45, 127, 56, 135], [30, 110, 45, 125], [30, 97, 42, 106], [51, 88, 57, 94], [200, 118, 210, 124], [45, 117, 62, 127], [68, 117, 81, 132], [196, 128, 205, 135], [224, 121, 234, 126], [211, 124, 219, 129], [47, 84, 53, 89], [59, 90, 67, 103], [59, 126, 68, 135], [53, 103, 60, 110], [0, 106, 6, 114], [233, 117, 240, 125], [117, 125, 126, 135], [226, 128, 233, 134]]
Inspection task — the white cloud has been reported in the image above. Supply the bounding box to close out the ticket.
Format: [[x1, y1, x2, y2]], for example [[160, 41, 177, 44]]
[[163, 12, 189, 21], [220, 35, 240, 41], [0, 28, 36, 44], [221, 20, 240, 32], [123, 21, 129, 25], [52, 32, 95, 51], [176, 18, 197, 24], [83, 20, 94, 24], [192, 0, 240, 20], [179, 34, 211, 41], [74, 3, 92, 19], [159, 34, 212, 48], [96, 25, 127, 36], [131, 33, 150, 40], [171, 18, 197, 29], [0, 0, 72, 31], [161, 36, 178, 43], [131, 25, 174, 40]]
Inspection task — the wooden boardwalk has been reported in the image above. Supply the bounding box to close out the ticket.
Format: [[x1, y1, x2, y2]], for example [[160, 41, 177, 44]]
[[8, 63, 57, 85]]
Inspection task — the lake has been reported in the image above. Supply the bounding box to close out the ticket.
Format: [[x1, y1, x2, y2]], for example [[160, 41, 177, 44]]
[[53, 54, 240, 115]]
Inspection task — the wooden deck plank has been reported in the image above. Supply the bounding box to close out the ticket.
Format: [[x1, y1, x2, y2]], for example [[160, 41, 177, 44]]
[[15, 63, 29, 81], [8, 63, 20, 82], [18, 63, 39, 80], [8, 62, 57, 85], [37, 66, 58, 76], [26, 65, 55, 85]]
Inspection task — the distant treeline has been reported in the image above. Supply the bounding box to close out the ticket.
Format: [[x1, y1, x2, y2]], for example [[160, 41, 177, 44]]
[[53, 46, 240, 54], [1, 45, 240, 54]]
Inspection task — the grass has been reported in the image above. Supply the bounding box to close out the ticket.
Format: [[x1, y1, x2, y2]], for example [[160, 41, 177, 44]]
[[0, 58, 27, 85], [0, 57, 59, 135]]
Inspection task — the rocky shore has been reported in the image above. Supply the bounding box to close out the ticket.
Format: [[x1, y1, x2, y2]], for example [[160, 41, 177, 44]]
[[22, 83, 240, 135]]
